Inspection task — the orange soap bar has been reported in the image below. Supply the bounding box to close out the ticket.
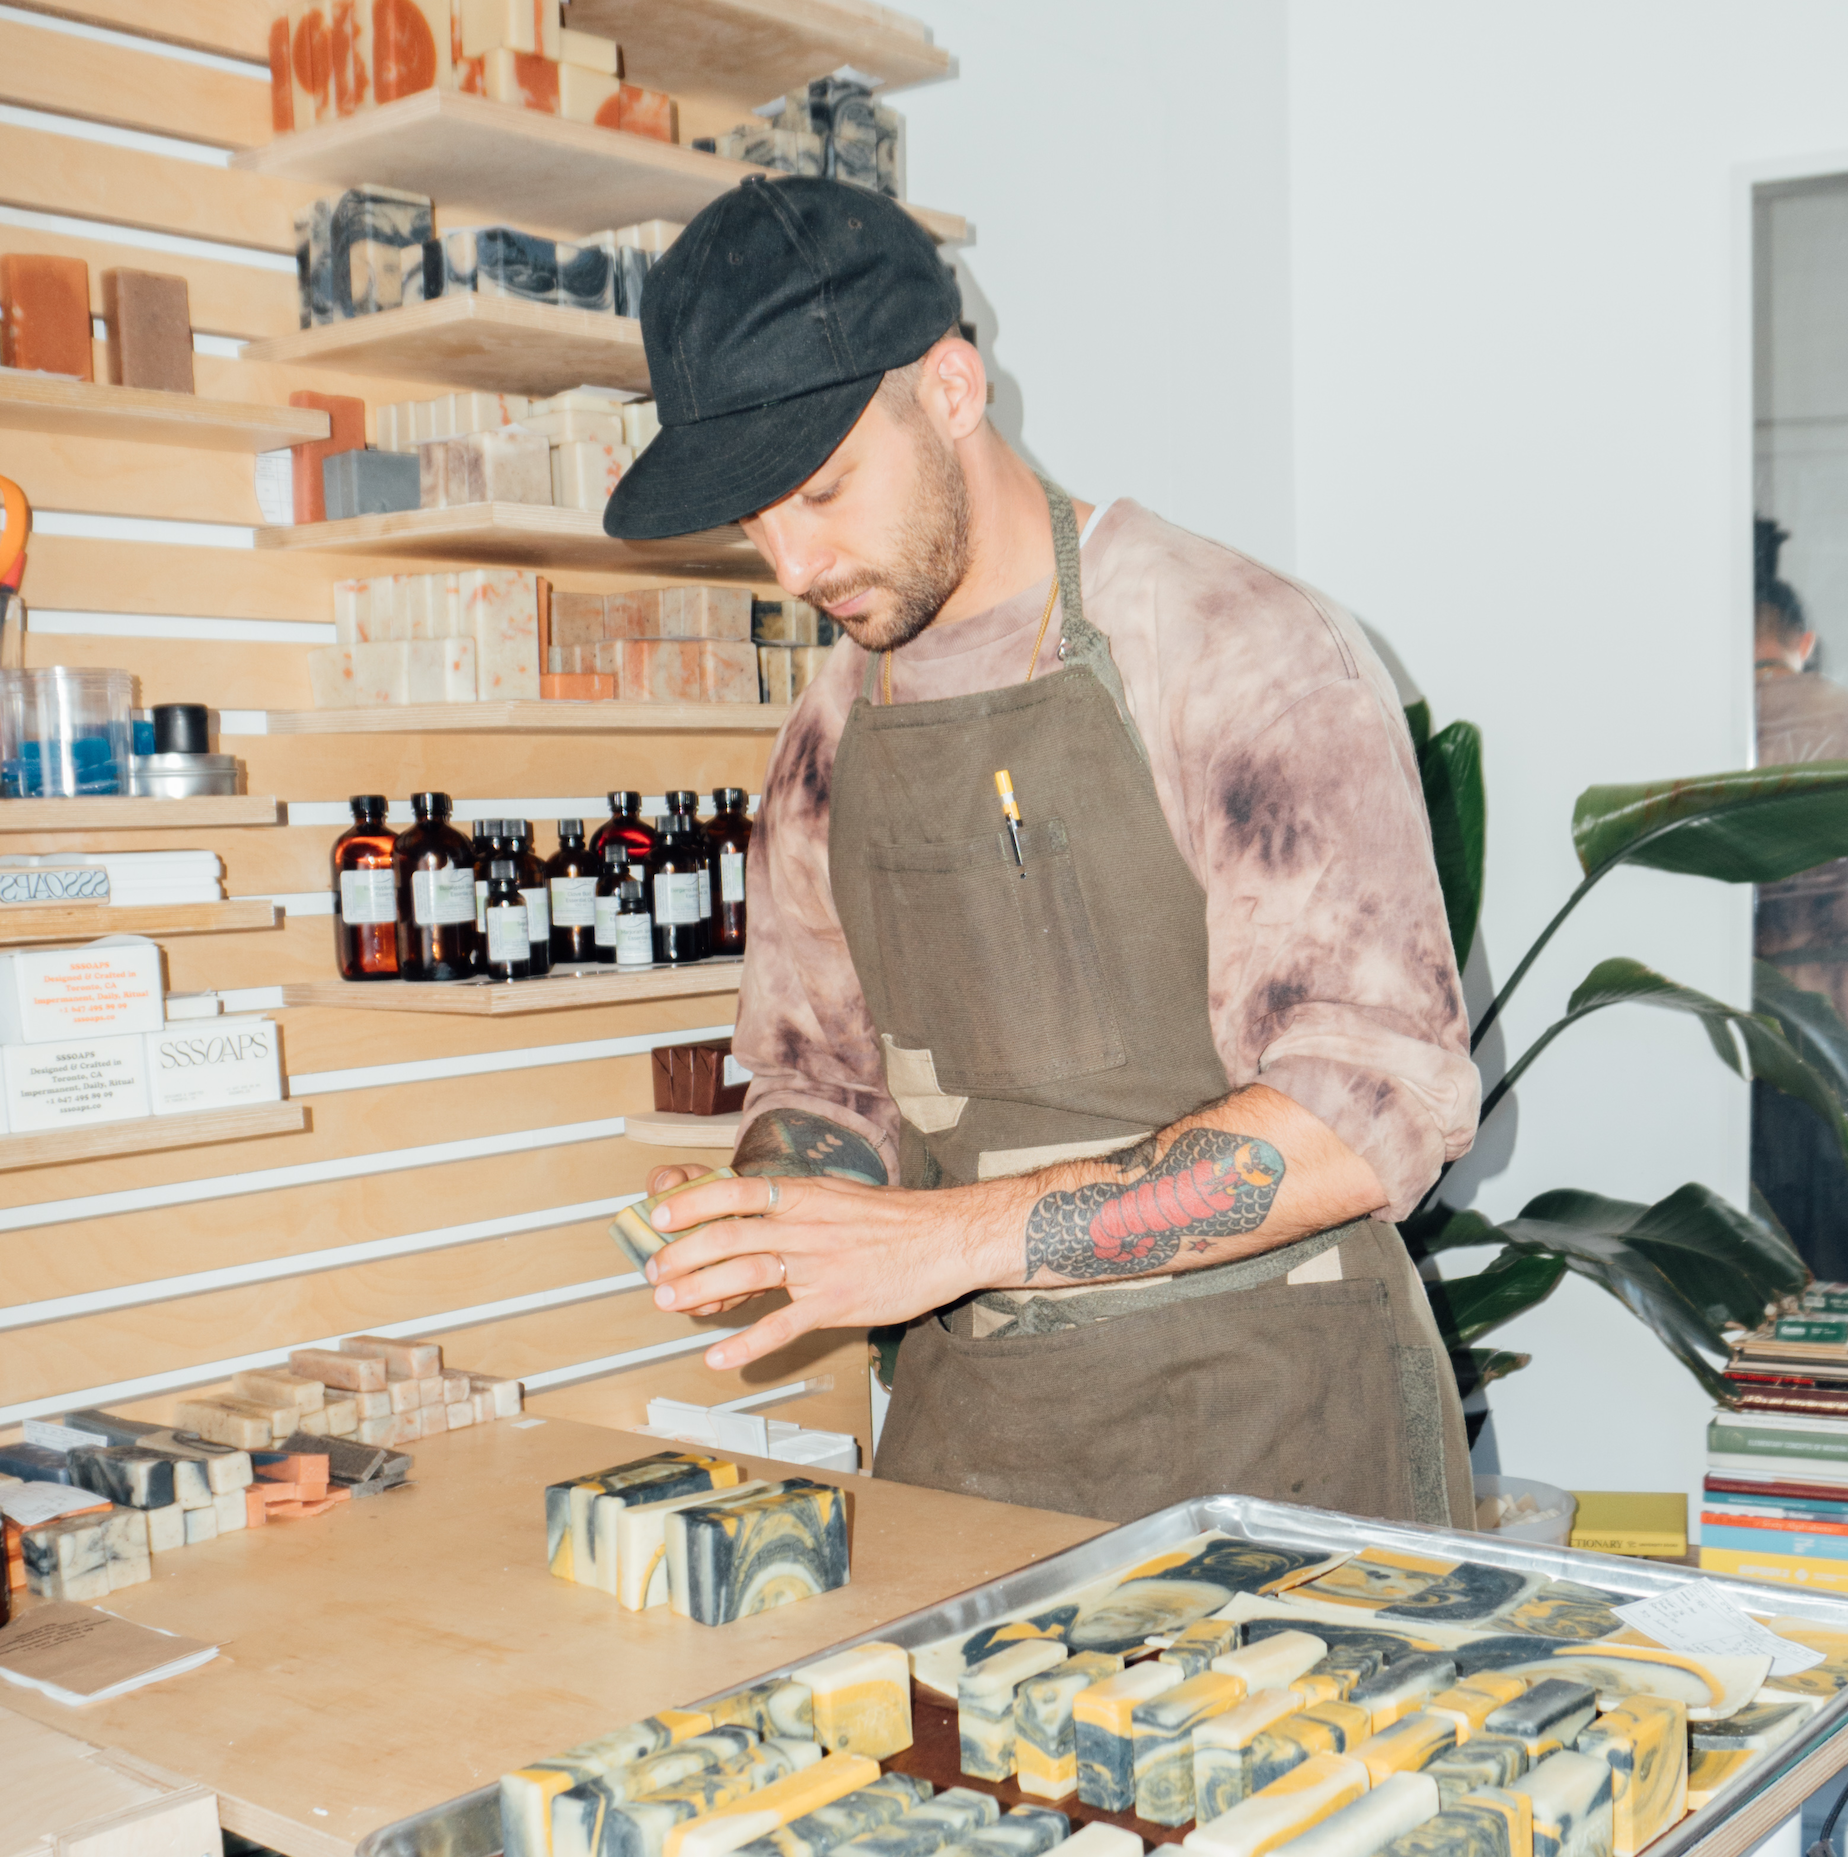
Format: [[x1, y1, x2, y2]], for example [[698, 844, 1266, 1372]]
[[618, 83, 674, 141], [541, 672, 616, 700], [245, 1488, 270, 1527], [287, 394, 366, 525], [1, 254, 93, 379]]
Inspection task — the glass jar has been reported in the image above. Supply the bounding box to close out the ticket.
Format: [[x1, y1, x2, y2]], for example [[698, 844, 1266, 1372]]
[[332, 793, 398, 980], [394, 790, 478, 982]]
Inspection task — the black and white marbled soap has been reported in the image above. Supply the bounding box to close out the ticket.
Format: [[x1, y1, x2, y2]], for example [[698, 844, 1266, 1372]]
[[558, 242, 615, 314], [67, 1445, 176, 1510], [475, 228, 559, 305], [678, 1479, 850, 1625]]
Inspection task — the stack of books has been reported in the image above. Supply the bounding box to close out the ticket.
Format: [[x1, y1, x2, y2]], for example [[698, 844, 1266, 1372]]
[[1701, 1283, 1848, 1590]]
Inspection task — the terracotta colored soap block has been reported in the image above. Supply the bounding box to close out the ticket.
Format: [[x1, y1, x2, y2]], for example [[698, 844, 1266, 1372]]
[[1380, 1791, 1534, 1857], [269, 9, 295, 129], [702, 641, 762, 704], [1134, 1669, 1248, 1824], [289, 1345, 387, 1390], [543, 672, 616, 700], [256, 1451, 330, 1483], [481, 46, 559, 111], [671, 1480, 851, 1626], [796, 1643, 913, 1760], [838, 1791, 997, 1857], [288, 392, 366, 524], [101, 269, 192, 392], [1575, 1698, 1686, 1857], [373, 0, 452, 100], [1015, 1652, 1124, 1801], [618, 82, 674, 142], [1074, 1660, 1185, 1810], [1281, 1772, 1441, 1857], [288, 2, 333, 125], [1212, 1631, 1328, 1693], [1424, 1737, 1530, 1807], [669, 1754, 882, 1857], [1160, 1619, 1242, 1679], [1354, 1712, 1458, 1785], [1511, 1751, 1614, 1857], [1183, 1751, 1369, 1857], [233, 1369, 327, 1411], [1, 254, 93, 379], [959, 1640, 1068, 1780], [245, 1486, 270, 1527]]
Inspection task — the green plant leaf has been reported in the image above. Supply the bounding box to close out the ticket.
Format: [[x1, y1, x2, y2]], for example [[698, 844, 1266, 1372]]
[[1425, 1248, 1567, 1349], [1420, 720, 1486, 968], [1401, 1203, 1504, 1257], [1753, 960, 1848, 1108], [1451, 1348, 1532, 1397], [1572, 763, 1848, 883], [1404, 700, 1431, 752]]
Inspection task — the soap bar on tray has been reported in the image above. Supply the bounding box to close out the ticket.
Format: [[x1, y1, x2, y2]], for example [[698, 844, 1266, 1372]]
[[1015, 1652, 1125, 1801], [795, 1644, 913, 1760], [958, 1641, 1068, 1781]]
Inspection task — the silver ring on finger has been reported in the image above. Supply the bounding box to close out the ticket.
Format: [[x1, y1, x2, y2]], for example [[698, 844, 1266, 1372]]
[[763, 1179, 782, 1215], [774, 1253, 788, 1286]]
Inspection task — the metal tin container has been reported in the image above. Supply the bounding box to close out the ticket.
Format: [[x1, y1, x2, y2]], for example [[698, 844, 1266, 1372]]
[[354, 1493, 1848, 1857], [126, 752, 243, 798]]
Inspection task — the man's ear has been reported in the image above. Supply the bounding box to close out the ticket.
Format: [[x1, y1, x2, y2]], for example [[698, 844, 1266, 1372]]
[[923, 336, 987, 442]]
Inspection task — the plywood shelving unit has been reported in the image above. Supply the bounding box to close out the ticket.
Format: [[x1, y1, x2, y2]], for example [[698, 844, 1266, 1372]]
[[281, 961, 743, 1014], [0, 899, 279, 945], [0, 797, 281, 830], [0, 373, 329, 451], [0, 1101, 310, 1173]]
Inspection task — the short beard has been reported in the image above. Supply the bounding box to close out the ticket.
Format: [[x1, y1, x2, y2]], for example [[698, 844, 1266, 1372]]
[[808, 421, 971, 654]]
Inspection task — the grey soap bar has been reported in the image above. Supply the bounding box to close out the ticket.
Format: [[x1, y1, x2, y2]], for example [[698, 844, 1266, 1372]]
[[1485, 1678, 1598, 1744], [324, 448, 421, 520], [277, 1429, 411, 1486]]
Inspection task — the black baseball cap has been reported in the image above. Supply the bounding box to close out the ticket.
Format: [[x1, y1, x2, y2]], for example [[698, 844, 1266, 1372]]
[[603, 176, 962, 541]]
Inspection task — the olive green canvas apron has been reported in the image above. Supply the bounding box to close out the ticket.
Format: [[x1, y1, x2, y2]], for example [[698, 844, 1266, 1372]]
[[827, 480, 1473, 1528]]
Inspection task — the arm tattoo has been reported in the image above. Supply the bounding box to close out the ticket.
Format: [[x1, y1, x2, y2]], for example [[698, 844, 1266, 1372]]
[[1024, 1128, 1284, 1281], [733, 1108, 888, 1184]]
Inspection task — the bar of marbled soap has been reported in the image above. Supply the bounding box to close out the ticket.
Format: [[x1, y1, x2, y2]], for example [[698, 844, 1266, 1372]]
[[1380, 1790, 1534, 1857], [940, 1805, 1069, 1857], [1134, 1670, 1248, 1824], [549, 1453, 742, 1586], [709, 1680, 815, 1742], [553, 1737, 795, 1857], [1016, 1652, 1124, 1800], [1305, 1651, 1384, 1699], [1160, 1619, 1242, 1677], [1055, 1828, 1141, 1857], [674, 1481, 850, 1626], [1075, 1659, 1185, 1809], [22, 1512, 112, 1600], [1512, 1751, 1614, 1857], [1351, 1656, 1459, 1733], [730, 1772, 933, 1857], [1279, 1771, 1441, 1857], [796, 1643, 912, 1760], [1483, 1684, 1596, 1756], [1425, 1680, 1528, 1745], [1184, 1750, 1370, 1857], [1685, 1748, 1757, 1810], [1353, 1713, 1458, 1785], [837, 1790, 997, 1857], [611, 1169, 739, 1268], [1237, 1703, 1372, 1801], [960, 1640, 1068, 1780], [501, 1711, 714, 1857], [1192, 1689, 1309, 1821], [668, 1753, 881, 1857], [1574, 1697, 1685, 1857], [1212, 1631, 1328, 1695], [1424, 1737, 1530, 1806], [66, 1446, 174, 1511], [1689, 1699, 1812, 1753], [614, 1480, 771, 1609]]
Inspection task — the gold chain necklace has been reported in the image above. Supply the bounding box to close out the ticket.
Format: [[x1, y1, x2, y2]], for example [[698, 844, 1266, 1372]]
[[881, 575, 1060, 706]]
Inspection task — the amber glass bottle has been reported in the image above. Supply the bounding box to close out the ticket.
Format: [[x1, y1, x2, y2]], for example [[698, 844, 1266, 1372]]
[[394, 790, 478, 981], [483, 858, 531, 982], [332, 794, 398, 980], [508, 820, 552, 976], [547, 818, 598, 963], [591, 789, 660, 883], [706, 787, 752, 956], [649, 794, 709, 964]]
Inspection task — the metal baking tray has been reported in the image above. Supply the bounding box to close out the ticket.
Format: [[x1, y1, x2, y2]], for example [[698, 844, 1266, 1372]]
[[356, 1495, 1848, 1857]]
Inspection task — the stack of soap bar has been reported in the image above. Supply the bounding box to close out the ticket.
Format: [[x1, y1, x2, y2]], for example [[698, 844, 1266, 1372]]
[[421, 428, 551, 506], [837, 1790, 997, 1857], [1015, 1652, 1125, 1800], [1133, 1671, 1248, 1823], [288, 389, 367, 524], [1184, 1751, 1369, 1857], [101, 268, 193, 392], [22, 1506, 148, 1598], [1193, 1690, 1309, 1822], [1075, 1661, 1185, 1810], [1511, 1751, 1614, 1857], [795, 1644, 913, 1760], [174, 1397, 289, 1449], [959, 1641, 1068, 1780], [1574, 1698, 1685, 1856], [670, 1475, 850, 1623], [669, 1753, 880, 1857], [730, 1772, 932, 1857], [293, 186, 435, 325], [589, 1476, 767, 1600], [0, 253, 92, 379], [65, 1446, 177, 1510], [547, 1452, 740, 1585], [756, 644, 831, 707], [1689, 1701, 1812, 1753], [1279, 1772, 1441, 1857], [550, 1730, 771, 1857]]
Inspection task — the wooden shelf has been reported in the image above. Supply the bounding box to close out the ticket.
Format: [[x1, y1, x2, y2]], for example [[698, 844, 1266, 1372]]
[[623, 1108, 741, 1148], [0, 797, 281, 831], [255, 502, 762, 575], [0, 899, 280, 944], [247, 700, 790, 737], [281, 960, 743, 1014], [569, 0, 950, 101], [0, 371, 329, 451], [232, 89, 966, 246], [241, 296, 650, 397], [0, 1101, 310, 1173]]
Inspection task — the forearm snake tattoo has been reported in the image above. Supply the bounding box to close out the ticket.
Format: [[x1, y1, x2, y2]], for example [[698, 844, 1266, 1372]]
[[1024, 1127, 1285, 1281]]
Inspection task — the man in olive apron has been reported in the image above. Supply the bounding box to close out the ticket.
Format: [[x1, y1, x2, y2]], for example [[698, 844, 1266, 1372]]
[[604, 177, 1482, 1527]]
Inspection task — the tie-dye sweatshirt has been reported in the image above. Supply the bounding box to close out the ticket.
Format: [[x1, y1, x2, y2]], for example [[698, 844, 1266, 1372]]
[[731, 499, 1478, 1220]]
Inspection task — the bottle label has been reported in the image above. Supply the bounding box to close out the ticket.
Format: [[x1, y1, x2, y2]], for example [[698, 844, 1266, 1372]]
[[627, 859, 647, 885], [697, 866, 712, 919], [551, 874, 597, 926], [655, 871, 702, 925], [594, 892, 623, 946], [615, 914, 654, 967], [412, 867, 476, 926], [475, 877, 488, 932], [521, 886, 550, 940], [339, 868, 396, 924], [720, 850, 745, 904], [487, 905, 529, 963]]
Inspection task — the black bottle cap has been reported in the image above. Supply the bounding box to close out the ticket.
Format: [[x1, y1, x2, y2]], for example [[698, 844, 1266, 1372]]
[[666, 789, 699, 812], [490, 859, 516, 880], [620, 879, 643, 900], [610, 790, 642, 815], [472, 820, 492, 842], [712, 787, 746, 810], [512, 820, 532, 842], [411, 791, 452, 819], [152, 702, 210, 754], [349, 794, 388, 822], [558, 817, 583, 837]]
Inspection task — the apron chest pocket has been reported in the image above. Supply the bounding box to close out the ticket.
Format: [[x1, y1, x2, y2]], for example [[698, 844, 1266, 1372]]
[[864, 817, 1126, 1093]]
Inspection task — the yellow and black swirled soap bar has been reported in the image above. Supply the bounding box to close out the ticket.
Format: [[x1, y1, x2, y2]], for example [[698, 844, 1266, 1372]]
[[667, 1478, 850, 1626]]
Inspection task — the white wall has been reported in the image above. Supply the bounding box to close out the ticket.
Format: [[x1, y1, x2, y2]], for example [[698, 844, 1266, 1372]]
[[906, 2, 1848, 1519]]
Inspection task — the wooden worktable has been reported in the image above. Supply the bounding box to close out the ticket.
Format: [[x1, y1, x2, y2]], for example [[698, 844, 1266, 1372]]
[[0, 1418, 1106, 1857]]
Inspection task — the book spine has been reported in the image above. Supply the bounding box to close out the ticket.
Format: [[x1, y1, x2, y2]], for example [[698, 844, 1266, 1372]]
[[1698, 1544, 1848, 1591], [1570, 1534, 1685, 1555], [1701, 1508, 1848, 1536], [1708, 1423, 1848, 1460], [1700, 1523, 1848, 1560], [1705, 1452, 1848, 1483]]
